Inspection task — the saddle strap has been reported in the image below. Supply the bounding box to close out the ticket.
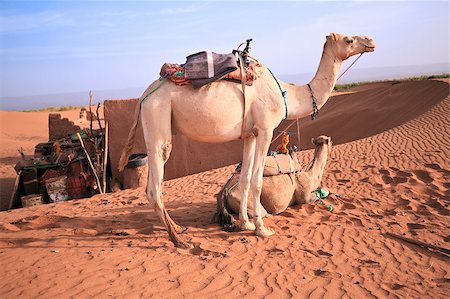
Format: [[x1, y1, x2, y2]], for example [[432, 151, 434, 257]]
[[239, 54, 251, 139]]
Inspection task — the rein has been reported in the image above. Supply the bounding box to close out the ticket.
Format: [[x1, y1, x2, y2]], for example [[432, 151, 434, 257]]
[[308, 52, 364, 120], [267, 68, 288, 120], [337, 53, 364, 81], [271, 52, 365, 145]]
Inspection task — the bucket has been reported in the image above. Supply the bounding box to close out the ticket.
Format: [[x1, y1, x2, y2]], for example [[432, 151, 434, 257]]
[[21, 194, 43, 208], [127, 153, 148, 167], [45, 176, 69, 203], [123, 153, 148, 189]]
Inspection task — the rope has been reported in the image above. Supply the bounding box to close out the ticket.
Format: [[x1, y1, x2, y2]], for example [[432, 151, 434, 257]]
[[337, 53, 363, 81], [140, 75, 168, 104], [267, 68, 288, 119], [270, 119, 297, 145]]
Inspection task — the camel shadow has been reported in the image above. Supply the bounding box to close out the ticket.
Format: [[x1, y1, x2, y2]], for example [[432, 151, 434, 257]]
[[0, 201, 230, 250]]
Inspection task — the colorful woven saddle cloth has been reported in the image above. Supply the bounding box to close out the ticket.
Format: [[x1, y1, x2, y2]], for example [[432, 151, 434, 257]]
[[159, 51, 257, 88]]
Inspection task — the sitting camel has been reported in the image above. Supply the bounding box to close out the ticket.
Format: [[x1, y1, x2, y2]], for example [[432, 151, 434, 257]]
[[215, 136, 332, 226], [119, 33, 375, 248]]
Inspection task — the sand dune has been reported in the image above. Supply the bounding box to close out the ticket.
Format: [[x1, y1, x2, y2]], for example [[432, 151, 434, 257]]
[[0, 79, 448, 298]]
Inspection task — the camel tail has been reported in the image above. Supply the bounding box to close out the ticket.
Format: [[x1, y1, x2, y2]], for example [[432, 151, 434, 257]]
[[118, 79, 164, 172], [118, 103, 141, 172], [213, 181, 235, 230]]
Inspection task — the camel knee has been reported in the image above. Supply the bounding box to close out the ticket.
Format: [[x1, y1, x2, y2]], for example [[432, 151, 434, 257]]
[[160, 141, 172, 163], [250, 176, 263, 194], [239, 175, 251, 188]]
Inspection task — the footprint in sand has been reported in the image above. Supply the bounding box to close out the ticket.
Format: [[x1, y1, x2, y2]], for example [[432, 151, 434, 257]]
[[379, 169, 390, 176], [336, 179, 351, 183], [393, 176, 408, 184], [412, 170, 433, 184], [382, 175, 394, 184], [312, 269, 342, 279], [425, 163, 444, 172], [359, 259, 381, 268], [317, 249, 333, 257], [182, 243, 227, 259], [407, 223, 426, 230], [342, 202, 356, 210], [391, 283, 406, 290], [384, 209, 397, 216], [360, 177, 370, 183], [350, 217, 364, 227]]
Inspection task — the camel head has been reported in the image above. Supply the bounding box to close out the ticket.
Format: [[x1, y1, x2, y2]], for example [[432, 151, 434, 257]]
[[326, 33, 376, 61], [312, 135, 332, 148]]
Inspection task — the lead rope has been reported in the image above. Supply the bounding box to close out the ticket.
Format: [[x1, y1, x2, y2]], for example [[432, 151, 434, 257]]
[[238, 53, 249, 139], [337, 53, 363, 81], [271, 53, 365, 146]]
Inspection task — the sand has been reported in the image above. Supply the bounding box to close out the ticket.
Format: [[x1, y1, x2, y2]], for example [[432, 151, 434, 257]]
[[0, 79, 449, 298]]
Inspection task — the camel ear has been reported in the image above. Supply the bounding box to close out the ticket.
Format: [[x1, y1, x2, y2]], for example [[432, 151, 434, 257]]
[[330, 33, 338, 41], [311, 137, 316, 145]]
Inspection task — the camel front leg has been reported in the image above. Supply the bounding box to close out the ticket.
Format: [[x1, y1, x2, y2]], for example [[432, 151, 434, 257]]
[[238, 135, 256, 231], [251, 130, 275, 237]]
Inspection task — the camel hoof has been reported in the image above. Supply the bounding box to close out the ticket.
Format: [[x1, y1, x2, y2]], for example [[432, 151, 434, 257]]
[[255, 227, 276, 237], [240, 220, 256, 231], [175, 225, 188, 234], [174, 239, 191, 249]]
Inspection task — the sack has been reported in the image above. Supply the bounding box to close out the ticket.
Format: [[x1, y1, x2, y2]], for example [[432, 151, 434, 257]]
[[263, 154, 301, 177], [184, 51, 238, 88]]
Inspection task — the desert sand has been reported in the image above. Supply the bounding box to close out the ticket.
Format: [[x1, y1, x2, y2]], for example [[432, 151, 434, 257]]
[[0, 79, 449, 298]]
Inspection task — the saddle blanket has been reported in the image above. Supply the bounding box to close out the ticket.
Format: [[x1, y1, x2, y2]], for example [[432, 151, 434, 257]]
[[160, 60, 257, 87]]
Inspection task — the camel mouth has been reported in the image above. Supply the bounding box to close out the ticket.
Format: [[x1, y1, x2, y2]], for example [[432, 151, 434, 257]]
[[364, 46, 375, 52]]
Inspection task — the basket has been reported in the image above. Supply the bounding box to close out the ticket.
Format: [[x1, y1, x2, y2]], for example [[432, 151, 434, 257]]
[[45, 176, 69, 203], [21, 194, 43, 208]]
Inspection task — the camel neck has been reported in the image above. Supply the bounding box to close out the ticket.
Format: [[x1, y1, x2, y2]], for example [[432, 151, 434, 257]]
[[308, 145, 329, 181], [281, 41, 342, 120], [308, 43, 342, 108]]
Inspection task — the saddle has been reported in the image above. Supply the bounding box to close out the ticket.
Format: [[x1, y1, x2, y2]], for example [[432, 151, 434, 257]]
[[160, 39, 258, 140], [263, 153, 301, 177]]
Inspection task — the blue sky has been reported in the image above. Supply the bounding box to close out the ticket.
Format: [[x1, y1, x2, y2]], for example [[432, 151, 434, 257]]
[[0, 0, 448, 97]]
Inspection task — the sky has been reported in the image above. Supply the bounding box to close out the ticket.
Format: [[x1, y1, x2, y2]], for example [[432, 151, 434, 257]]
[[0, 0, 448, 99]]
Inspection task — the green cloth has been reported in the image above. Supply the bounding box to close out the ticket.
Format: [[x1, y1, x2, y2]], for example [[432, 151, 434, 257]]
[[314, 188, 329, 199]]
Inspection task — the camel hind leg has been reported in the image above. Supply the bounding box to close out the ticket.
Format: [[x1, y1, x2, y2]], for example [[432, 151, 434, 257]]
[[141, 100, 189, 248]]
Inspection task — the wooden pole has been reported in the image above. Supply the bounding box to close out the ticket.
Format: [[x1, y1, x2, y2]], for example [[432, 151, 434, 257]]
[[8, 171, 21, 209], [102, 122, 109, 193], [88, 91, 93, 137], [77, 132, 104, 194]]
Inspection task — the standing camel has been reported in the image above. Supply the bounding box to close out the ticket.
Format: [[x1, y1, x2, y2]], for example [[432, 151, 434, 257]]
[[119, 33, 376, 248]]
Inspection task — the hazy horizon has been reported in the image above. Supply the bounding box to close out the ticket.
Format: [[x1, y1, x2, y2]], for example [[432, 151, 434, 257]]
[[1, 62, 447, 111]]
